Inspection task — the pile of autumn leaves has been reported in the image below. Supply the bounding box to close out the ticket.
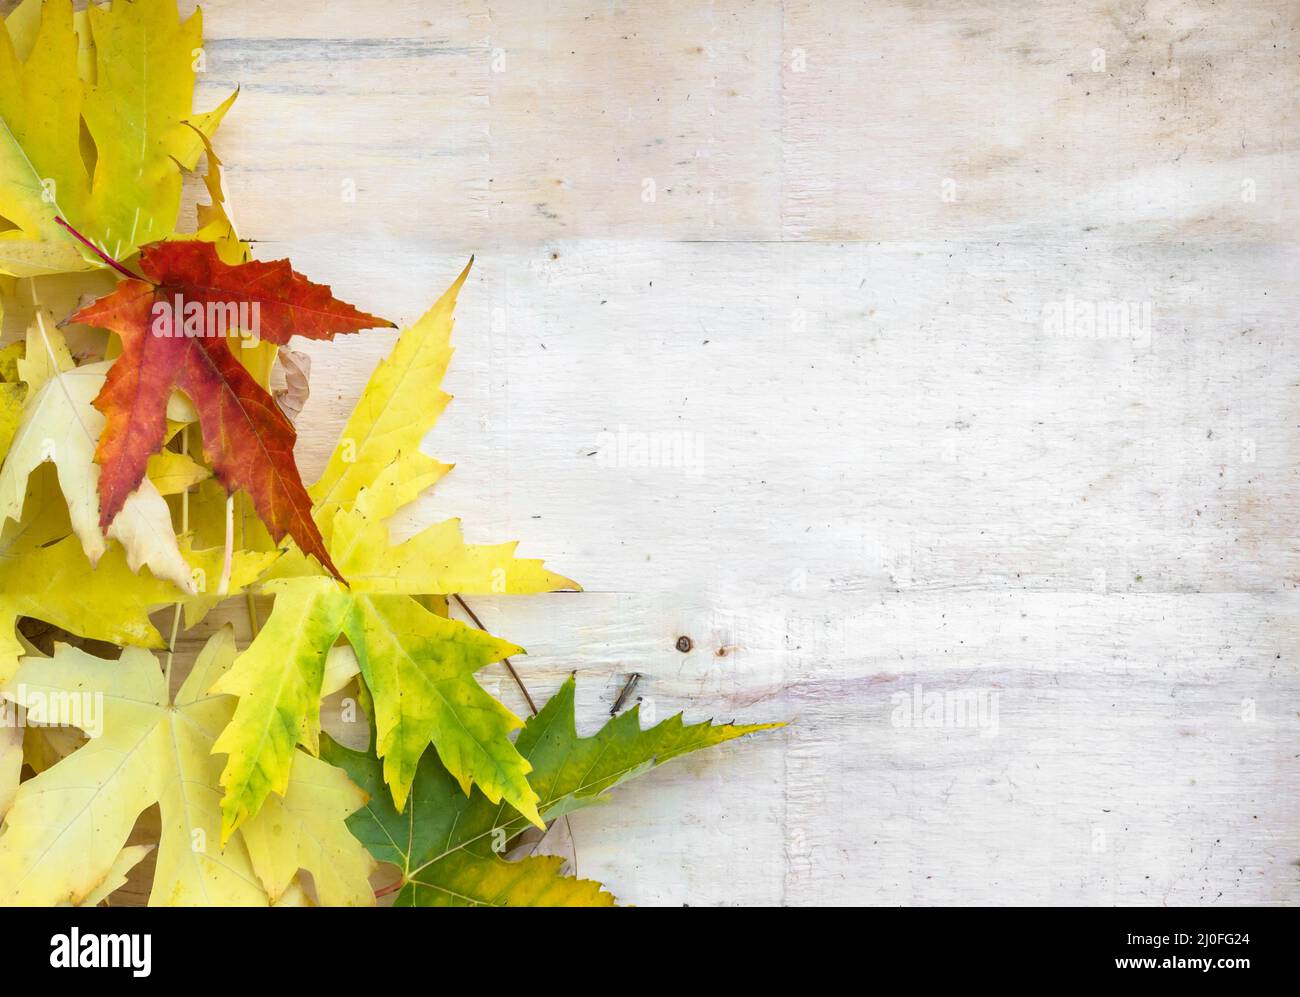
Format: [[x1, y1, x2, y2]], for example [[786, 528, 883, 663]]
[[0, 0, 774, 907]]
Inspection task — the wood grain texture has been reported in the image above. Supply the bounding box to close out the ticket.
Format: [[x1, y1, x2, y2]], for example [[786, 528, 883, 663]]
[[14, 0, 1300, 906]]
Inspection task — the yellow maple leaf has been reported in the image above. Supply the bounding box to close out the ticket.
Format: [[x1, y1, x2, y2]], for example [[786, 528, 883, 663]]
[[64, 845, 153, 907], [0, 349, 26, 463], [0, 628, 375, 906], [0, 472, 175, 684]]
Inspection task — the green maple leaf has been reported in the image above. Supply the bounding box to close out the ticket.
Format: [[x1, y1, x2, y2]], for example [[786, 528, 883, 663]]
[[322, 676, 780, 906]]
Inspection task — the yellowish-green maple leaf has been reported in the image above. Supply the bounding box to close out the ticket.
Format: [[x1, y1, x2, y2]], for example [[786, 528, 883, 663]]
[[322, 676, 780, 906], [212, 582, 528, 836], [214, 262, 579, 841], [0, 629, 375, 906], [0, 0, 235, 277]]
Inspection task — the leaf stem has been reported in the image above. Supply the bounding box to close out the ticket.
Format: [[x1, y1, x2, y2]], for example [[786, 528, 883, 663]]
[[180, 426, 190, 535], [451, 594, 537, 716], [164, 427, 191, 689], [53, 217, 146, 282], [246, 591, 260, 637], [164, 603, 182, 692], [217, 494, 234, 596]]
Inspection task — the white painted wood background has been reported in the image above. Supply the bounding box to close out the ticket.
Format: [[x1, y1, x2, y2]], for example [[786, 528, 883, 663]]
[[73, 0, 1300, 905]]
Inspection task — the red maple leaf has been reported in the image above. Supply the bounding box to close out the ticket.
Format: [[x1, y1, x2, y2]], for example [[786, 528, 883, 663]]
[[69, 237, 393, 582]]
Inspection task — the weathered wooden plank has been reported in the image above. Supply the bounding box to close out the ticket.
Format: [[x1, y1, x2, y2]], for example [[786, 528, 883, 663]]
[[5, 0, 1297, 906]]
